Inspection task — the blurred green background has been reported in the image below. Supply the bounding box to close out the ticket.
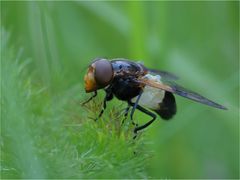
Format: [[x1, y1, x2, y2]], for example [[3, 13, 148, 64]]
[[1, 1, 239, 179]]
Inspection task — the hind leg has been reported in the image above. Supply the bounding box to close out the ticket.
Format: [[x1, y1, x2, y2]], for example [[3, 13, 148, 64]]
[[128, 102, 156, 138], [129, 91, 143, 127]]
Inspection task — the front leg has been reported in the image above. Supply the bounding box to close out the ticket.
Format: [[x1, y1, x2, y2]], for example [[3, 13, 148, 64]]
[[95, 90, 113, 121], [81, 91, 97, 106], [121, 104, 131, 125]]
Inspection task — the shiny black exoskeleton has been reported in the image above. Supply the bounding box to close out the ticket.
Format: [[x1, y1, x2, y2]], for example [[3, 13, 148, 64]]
[[108, 60, 146, 101]]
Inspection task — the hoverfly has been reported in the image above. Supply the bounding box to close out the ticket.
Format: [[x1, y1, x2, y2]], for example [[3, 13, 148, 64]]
[[82, 58, 227, 136]]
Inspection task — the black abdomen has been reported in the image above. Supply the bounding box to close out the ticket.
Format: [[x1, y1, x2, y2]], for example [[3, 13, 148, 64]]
[[155, 91, 177, 120]]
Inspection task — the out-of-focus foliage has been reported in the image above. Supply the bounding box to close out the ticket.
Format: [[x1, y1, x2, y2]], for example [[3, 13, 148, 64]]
[[1, 1, 239, 179]]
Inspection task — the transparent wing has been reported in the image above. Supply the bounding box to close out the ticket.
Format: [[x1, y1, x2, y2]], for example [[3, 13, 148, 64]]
[[148, 68, 179, 81], [137, 77, 227, 110]]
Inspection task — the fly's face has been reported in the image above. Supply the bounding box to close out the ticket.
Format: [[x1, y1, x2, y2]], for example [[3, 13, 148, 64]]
[[84, 64, 97, 92], [84, 58, 114, 93]]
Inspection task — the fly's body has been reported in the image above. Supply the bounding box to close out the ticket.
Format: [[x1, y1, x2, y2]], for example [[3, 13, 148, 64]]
[[82, 58, 227, 137]]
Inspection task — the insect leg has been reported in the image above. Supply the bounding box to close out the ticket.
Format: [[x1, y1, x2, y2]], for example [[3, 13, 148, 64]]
[[129, 91, 143, 126], [95, 98, 106, 121], [81, 91, 97, 106], [129, 102, 156, 138], [121, 104, 131, 125], [133, 105, 156, 133], [95, 90, 113, 121]]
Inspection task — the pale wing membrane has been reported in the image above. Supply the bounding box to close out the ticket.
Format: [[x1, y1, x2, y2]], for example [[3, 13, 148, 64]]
[[148, 69, 179, 80], [138, 78, 227, 110], [138, 78, 174, 93]]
